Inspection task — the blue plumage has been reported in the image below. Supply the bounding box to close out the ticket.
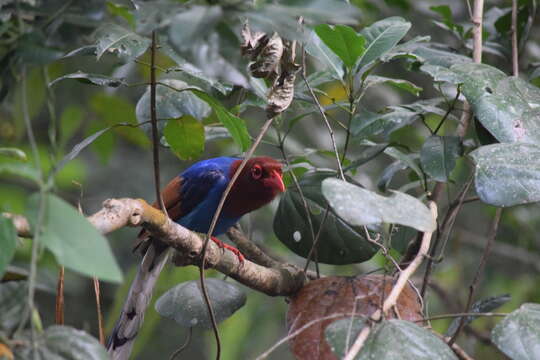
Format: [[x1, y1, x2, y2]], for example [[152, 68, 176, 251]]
[[175, 156, 241, 235]]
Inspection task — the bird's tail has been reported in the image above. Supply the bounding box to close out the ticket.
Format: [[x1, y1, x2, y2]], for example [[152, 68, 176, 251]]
[[107, 241, 170, 360]]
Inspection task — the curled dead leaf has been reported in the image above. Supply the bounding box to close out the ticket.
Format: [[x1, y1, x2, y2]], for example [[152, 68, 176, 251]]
[[286, 274, 423, 360]]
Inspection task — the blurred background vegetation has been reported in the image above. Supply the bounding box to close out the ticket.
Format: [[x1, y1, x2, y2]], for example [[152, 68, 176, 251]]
[[1, 0, 540, 359]]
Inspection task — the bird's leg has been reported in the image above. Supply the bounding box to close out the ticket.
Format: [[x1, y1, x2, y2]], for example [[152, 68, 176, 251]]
[[211, 236, 245, 263]]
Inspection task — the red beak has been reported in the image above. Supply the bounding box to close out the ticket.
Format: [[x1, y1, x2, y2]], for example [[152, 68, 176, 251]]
[[271, 170, 286, 193]]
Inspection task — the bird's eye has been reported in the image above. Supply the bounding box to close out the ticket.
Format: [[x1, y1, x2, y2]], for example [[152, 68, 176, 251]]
[[251, 164, 263, 179]]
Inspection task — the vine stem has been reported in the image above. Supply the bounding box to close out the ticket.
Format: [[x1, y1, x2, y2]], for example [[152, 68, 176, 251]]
[[343, 202, 437, 360], [200, 115, 277, 360], [150, 31, 166, 213], [300, 52, 345, 181]]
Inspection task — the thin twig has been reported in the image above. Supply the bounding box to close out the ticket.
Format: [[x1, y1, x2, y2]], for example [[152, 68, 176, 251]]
[[301, 51, 345, 181], [200, 115, 277, 360], [255, 313, 360, 360], [511, 0, 519, 77], [150, 31, 166, 212], [55, 267, 64, 325], [420, 312, 507, 322], [303, 206, 330, 272], [421, 173, 474, 297], [344, 202, 438, 360], [448, 208, 502, 345], [276, 128, 319, 277], [457, 0, 484, 138], [93, 278, 105, 345], [169, 327, 193, 360]]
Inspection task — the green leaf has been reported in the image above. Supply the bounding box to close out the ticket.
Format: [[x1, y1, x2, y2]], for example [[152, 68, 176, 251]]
[[358, 320, 458, 359], [453, 63, 540, 144], [63, 45, 97, 58], [160, 42, 227, 94], [168, 6, 222, 51], [0, 147, 27, 161], [420, 135, 462, 182], [106, 1, 135, 28], [412, 44, 471, 68], [305, 30, 345, 80], [325, 318, 367, 358], [0, 217, 17, 279], [135, 80, 210, 134], [0, 161, 41, 184], [492, 303, 540, 360], [314, 24, 365, 68], [192, 90, 251, 151], [358, 17, 411, 70], [0, 281, 27, 333], [351, 107, 419, 139], [343, 143, 389, 171], [322, 178, 435, 232], [447, 294, 511, 337], [49, 71, 127, 88], [26, 193, 122, 283], [364, 75, 422, 96], [470, 143, 540, 207], [384, 147, 425, 188], [13, 325, 109, 359], [95, 23, 150, 61], [155, 278, 246, 329], [163, 115, 205, 160], [273, 171, 378, 265]]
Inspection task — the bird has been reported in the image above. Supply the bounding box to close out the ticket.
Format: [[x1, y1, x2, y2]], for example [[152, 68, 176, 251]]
[[107, 156, 285, 359]]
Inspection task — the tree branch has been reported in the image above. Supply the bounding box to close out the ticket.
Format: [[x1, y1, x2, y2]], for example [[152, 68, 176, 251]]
[[5, 199, 308, 297]]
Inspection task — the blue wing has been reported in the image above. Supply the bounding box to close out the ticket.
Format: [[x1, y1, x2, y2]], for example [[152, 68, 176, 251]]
[[167, 157, 241, 235]]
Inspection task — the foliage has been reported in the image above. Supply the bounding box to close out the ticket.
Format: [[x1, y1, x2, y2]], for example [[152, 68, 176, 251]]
[[1, 0, 540, 359]]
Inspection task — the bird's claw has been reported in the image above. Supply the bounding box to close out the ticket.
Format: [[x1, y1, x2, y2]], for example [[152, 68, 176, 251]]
[[211, 237, 245, 263]]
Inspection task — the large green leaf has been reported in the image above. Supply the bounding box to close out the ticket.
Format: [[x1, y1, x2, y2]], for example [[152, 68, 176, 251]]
[[168, 6, 222, 51], [357, 320, 457, 359], [358, 17, 411, 70], [163, 115, 205, 160], [273, 172, 378, 265], [351, 107, 420, 139], [412, 44, 471, 68], [160, 43, 227, 94], [135, 79, 211, 133], [0, 161, 41, 184], [470, 143, 540, 206], [325, 318, 367, 358], [155, 278, 246, 329], [192, 90, 251, 151], [26, 193, 123, 283], [13, 325, 109, 360], [314, 24, 365, 68], [492, 303, 540, 360], [322, 178, 435, 232], [364, 75, 422, 96], [95, 23, 150, 61], [0, 281, 26, 333], [305, 30, 345, 80], [0, 217, 17, 279], [453, 63, 540, 144], [420, 135, 462, 182]]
